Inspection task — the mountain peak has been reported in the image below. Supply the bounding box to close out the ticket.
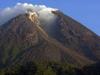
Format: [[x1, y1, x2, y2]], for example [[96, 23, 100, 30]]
[[0, 3, 57, 25]]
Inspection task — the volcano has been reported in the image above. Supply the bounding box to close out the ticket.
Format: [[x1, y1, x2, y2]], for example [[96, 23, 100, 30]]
[[0, 4, 100, 75]]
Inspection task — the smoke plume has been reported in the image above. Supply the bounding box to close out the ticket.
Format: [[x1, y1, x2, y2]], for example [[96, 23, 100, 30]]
[[0, 3, 58, 25]]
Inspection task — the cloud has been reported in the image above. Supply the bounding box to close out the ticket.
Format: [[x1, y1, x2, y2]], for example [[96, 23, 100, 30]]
[[0, 3, 58, 25]]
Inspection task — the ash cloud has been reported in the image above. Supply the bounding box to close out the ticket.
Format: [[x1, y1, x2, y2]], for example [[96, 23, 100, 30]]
[[0, 3, 58, 25]]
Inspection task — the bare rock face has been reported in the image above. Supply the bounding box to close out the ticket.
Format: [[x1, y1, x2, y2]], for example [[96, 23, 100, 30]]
[[0, 11, 100, 68], [40, 11, 100, 60], [52, 11, 100, 60]]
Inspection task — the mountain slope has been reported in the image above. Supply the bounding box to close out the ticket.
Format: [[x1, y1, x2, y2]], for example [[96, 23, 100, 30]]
[[40, 11, 100, 60], [0, 11, 100, 69]]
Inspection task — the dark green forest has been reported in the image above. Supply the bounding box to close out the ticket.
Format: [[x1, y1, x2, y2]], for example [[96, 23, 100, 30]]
[[0, 61, 100, 75]]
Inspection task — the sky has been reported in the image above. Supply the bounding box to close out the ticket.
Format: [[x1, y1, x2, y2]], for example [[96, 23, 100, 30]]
[[0, 0, 100, 35]]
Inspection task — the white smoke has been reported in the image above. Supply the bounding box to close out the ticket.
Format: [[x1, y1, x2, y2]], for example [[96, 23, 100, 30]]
[[0, 3, 58, 25]]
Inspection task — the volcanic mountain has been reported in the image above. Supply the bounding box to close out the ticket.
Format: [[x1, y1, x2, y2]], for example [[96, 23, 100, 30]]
[[0, 10, 100, 70]]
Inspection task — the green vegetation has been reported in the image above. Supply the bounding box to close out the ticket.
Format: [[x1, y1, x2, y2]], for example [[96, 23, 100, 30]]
[[0, 61, 76, 75], [43, 67, 56, 75], [0, 61, 100, 75]]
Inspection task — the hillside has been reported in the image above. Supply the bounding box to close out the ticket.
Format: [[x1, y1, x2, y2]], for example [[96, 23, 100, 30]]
[[0, 10, 100, 75]]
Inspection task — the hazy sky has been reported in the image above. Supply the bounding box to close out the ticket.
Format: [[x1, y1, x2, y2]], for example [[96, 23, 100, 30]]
[[0, 0, 100, 35]]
